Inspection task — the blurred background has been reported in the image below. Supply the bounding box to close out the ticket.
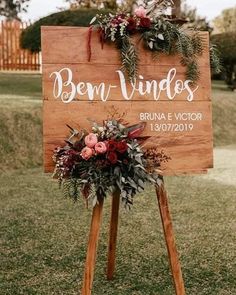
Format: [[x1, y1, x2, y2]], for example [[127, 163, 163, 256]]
[[0, 1, 235, 294]]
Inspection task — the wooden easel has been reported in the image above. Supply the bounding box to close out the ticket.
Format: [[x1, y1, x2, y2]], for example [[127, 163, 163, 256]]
[[81, 183, 186, 295]]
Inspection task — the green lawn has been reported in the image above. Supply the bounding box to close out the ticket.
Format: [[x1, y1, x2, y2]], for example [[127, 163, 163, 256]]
[[0, 74, 236, 295]]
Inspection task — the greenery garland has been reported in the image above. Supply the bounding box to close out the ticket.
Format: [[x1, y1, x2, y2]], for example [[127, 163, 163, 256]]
[[90, 1, 221, 82]]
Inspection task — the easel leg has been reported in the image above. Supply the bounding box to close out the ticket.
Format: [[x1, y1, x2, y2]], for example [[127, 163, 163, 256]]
[[81, 196, 104, 295], [107, 190, 120, 280], [156, 183, 186, 295]]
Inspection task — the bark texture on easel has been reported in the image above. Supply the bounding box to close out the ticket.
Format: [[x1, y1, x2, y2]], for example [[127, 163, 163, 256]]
[[156, 184, 186, 295], [81, 197, 104, 295], [107, 190, 120, 280]]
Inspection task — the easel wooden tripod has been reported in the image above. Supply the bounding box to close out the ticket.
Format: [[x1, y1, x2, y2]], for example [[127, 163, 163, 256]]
[[81, 182, 186, 295]]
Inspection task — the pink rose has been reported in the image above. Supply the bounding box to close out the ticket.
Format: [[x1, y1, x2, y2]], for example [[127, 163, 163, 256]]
[[84, 133, 98, 148], [95, 142, 107, 154], [81, 147, 94, 160], [135, 6, 147, 18]]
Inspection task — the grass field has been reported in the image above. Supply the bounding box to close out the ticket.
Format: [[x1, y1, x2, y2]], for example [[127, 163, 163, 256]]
[[0, 73, 236, 295]]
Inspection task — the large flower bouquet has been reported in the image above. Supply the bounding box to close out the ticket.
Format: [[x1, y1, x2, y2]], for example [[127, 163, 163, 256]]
[[53, 119, 169, 208], [89, 0, 221, 82]]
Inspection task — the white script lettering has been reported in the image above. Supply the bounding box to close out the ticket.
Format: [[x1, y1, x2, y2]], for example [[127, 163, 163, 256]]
[[50, 67, 199, 103]]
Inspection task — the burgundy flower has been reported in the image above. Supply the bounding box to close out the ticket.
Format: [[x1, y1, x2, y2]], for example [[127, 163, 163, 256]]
[[107, 151, 118, 164], [139, 17, 151, 28], [123, 158, 129, 165], [107, 140, 117, 152], [111, 14, 126, 26], [127, 17, 137, 33], [66, 149, 77, 156], [127, 122, 146, 139], [116, 141, 128, 153]]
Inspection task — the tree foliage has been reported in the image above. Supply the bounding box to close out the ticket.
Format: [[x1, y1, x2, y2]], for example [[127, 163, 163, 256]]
[[211, 32, 236, 88], [64, 0, 117, 10], [180, 0, 212, 32], [20, 8, 112, 52], [213, 7, 236, 34], [0, 0, 30, 19]]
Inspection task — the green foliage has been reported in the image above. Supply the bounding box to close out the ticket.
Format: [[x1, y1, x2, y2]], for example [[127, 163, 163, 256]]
[[211, 32, 236, 87], [211, 32, 236, 65], [20, 8, 112, 52], [142, 19, 203, 81], [0, 0, 30, 19], [119, 35, 139, 83], [209, 45, 222, 75], [180, 0, 213, 32]]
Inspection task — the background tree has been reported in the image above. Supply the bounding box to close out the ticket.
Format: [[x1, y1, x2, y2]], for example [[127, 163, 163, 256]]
[[211, 32, 236, 89], [64, 0, 117, 10], [0, 0, 30, 20], [180, 0, 212, 32], [20, 8, 112, 52], [212, 7, 236, 89], [213, 7, 236, 33]]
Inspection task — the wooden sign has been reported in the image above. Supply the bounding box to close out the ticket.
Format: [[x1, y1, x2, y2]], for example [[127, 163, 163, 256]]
[[41, 26, 213, 175]]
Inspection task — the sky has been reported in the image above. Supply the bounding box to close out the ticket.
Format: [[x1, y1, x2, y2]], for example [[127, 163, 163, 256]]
[[20, 0, 236, 22]]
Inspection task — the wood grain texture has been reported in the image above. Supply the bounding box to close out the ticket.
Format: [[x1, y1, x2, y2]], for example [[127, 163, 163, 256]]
[[107, 190, 120, 280], [81, 196, 104, 295], [43, 100, 213, 173], [41, 27, 210, 67], [42, 63, 211, 102], [156, 183, 186, 295], [41, 26, 213, 175]]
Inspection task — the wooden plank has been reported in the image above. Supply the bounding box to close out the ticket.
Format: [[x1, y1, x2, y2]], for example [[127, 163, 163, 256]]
[[13, 21, 17, 70], [6, 22, 9, 70], [107, 190, 120, 280], [42, 26, 213, 176], [81, 196, 104, 295], [22, 21, 26, 70], [42, 63, 211, 102], [43, 100, 213, 173], [19, 22, 23, 70], [0, 20, 40, 71], [0, 21, 4, 70], [16, 21, 21, 70], [10, 21, 14, 70], [33, 51, 37, 70], [156, 183, 186, 295], [3, 21, 6, 70], [41, 27, 210, 67]]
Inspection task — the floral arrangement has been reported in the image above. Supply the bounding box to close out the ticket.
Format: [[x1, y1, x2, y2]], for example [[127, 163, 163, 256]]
[[53, 118, 169, 208], [89, 0, 221, 82]]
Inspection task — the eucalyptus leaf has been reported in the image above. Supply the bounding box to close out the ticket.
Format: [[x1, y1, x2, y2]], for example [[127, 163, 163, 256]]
[[90, 16, 97, 25], [157, 33, 164, 40], [148, 41, 153, 49]]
